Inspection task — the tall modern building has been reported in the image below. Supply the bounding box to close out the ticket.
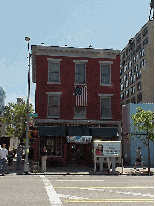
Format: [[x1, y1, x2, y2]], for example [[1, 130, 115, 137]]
[[120, 20, 154, 105], [0, 86, 6, 112]]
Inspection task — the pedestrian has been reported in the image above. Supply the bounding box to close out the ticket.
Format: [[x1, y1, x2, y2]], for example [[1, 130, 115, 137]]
[[8, 151, 14, 170], [42, 147, 47, 172], [16, 146, 23, 170], [134, 146, 144, 169], [0, 144, 8, 176]]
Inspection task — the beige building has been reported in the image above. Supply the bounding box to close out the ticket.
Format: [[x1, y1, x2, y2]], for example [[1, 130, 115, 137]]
[[120, 20, 154, 105]]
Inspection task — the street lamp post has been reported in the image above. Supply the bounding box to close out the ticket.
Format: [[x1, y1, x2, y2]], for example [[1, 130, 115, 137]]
[[24, 36, 31, 173]]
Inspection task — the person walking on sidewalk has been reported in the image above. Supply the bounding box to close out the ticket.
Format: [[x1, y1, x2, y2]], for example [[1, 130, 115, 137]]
[[0, 144, 8, 176], [42, 147, 47, 172], [8, 151, 14, 170], [134, 146, 144, 169], [16, 146, 23, 170]]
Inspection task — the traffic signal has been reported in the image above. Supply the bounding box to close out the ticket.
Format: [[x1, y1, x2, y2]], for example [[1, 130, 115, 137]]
[[29, 130, 39, 139]]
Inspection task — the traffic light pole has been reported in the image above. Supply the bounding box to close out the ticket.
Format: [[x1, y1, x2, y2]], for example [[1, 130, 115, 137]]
[[24, 37, 31, 173]]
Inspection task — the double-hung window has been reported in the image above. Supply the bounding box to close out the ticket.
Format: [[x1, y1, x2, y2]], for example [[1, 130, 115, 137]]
[[74, 60, 87, 84], [46, 92, 62, 118], [47, 59, 61, 83], [99, 61, 113, 86], [99, 94, 113, 119]]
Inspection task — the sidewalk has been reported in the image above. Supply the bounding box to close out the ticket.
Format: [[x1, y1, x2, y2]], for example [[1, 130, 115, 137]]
[[2, 160, 154, 176]]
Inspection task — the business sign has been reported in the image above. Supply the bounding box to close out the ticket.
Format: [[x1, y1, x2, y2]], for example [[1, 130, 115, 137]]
[[67, 136, 92, 144], [94, 141, 121, 157]]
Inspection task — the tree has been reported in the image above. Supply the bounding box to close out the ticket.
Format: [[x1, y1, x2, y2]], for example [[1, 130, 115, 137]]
[[131, 107, 154, 173], [0, 99, 34, 143]]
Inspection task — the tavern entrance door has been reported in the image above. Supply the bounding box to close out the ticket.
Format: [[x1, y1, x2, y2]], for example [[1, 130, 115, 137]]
[[67, 143, 91, 166]]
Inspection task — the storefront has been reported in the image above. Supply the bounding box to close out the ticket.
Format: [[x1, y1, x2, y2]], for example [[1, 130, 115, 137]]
[[33, 125, 119, 167]]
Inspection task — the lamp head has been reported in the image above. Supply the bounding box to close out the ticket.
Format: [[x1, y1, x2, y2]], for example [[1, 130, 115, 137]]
[[25, 36, 30, 41]]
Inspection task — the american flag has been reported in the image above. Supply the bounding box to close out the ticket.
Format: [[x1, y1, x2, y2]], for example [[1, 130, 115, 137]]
[[75, 86, 87, 106]]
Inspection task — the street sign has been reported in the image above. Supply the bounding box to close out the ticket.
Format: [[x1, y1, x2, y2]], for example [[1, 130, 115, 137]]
[[29, 113, 38, 117]]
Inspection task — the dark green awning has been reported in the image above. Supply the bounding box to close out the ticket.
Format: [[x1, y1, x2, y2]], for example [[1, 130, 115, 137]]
[[38, 126, 117, 137], [38, 126, 66, 136], [91, 127, 118, 137]]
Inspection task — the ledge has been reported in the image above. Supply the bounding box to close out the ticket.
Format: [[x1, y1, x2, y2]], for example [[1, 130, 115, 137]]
[[47, 82, 61, 84]]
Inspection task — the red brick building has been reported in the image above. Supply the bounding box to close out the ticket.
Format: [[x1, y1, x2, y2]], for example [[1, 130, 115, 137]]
[[31, 45, 121, 167]]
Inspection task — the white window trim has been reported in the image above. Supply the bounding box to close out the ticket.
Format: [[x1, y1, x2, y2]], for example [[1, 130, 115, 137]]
[[74, 62, 87, 84], [98, 94, 114, 97], [99, 62, 112, 86], [46, 92, 62, 95], [47, 58, 62, 84], [46, 93, 62, 118], [99, 96, 113, 119], [73, 60, 88, 63]]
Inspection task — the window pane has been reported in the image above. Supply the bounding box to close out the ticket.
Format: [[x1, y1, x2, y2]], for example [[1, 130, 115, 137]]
[[49, 72, 59, 82], [75, 74, 85, 84], [48, 106, 59, 116], [75, 107, 86, 117], [75, 64, 85, 74], [101, 65, 110, 74], [49, 96, 59, 106], [101, 65, 110, 84], [49, 62, 60, 72], [101, 98, 112, 118], [101, 98, 110, 107]]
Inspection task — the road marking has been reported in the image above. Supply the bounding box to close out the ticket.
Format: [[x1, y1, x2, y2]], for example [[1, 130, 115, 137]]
[[56, 180, 105, 181], [64, 199, 154, 203], [54, 186, 154, 189], [40, 175, 62, 206]]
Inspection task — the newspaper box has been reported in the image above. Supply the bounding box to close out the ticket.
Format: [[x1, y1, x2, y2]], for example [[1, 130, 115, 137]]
[[94, 141, 122, 172]]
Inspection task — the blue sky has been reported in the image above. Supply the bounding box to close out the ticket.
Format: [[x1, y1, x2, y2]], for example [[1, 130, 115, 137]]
[[0, 0, 151, 109]]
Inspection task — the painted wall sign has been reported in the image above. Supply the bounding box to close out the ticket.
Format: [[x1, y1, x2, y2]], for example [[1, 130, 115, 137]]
[[67, 136, 92, 144]]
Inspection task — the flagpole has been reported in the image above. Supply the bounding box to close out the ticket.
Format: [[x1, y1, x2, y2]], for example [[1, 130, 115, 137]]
[[24, 36, 30, 173]]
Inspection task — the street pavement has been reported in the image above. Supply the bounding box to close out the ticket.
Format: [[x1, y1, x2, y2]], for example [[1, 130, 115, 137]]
[[0, 173, 154, 205]]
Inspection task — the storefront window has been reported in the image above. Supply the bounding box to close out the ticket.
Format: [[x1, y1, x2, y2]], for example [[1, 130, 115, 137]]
[[41, 137, 62, 157]]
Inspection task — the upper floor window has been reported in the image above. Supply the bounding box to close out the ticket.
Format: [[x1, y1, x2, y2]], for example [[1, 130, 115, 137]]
[[140, 59, 145, 68], [136, 70, 141, 80], [123, 65, 127, 73], [121, 83, 124, 91], [142, 27, 148, 38], [100, 97, 112, 119], [137, 93, 142, 103], [47, 93, 62, 118], [128, 69, 132, 77], [99, 61, 113, 85], [136, 44, 141, 53], [121, 93, 124, 101], [131, 85, 135, 95], [47, 59, 62, 83], [74, 107, 86, 119], [125, 89, 130, 98], [74, 61, 87, 84], [136, 33, 141, 44], [143, 37, 148, 46], [120, 68, 123, 76], [137, 81, 141, 91], [125, 79, 129, 88], [131, 96, 136, 103], [126, 47, 130, 55]]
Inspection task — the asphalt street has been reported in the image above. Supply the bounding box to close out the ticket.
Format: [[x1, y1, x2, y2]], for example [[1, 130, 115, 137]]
[[0, 174, 154, 206]]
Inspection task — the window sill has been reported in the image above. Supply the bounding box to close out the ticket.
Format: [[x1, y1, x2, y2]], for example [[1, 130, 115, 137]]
[[74, 83, 87, 86], [100, 84, 112, 87], [100, 117, 113, 120], [73, 117, 87, 120], [46, 116, 60, 119], [47, 82, 61, 84]]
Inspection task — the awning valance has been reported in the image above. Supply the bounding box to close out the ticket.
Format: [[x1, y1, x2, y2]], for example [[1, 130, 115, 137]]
[[37, 126, 118, 137], [38, 126, 66, 136]]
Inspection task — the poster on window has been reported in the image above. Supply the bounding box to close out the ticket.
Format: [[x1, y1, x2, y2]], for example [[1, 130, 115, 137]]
[[94, 141, 121, 157], [67, 136, 92, 144]]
